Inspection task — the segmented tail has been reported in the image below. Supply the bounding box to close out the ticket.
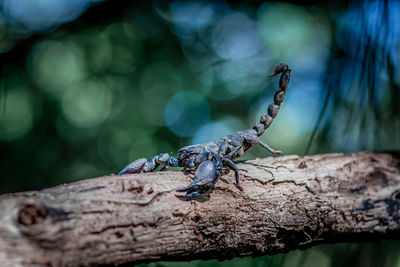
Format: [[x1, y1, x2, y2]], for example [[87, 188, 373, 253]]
[[253, 63, 291, 137]]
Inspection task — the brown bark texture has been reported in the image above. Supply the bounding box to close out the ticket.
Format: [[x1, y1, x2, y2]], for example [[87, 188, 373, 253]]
[[0, 151, 400, 266]]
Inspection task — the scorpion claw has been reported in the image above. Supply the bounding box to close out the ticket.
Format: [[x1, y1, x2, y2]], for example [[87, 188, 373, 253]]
[[176, 184, 198, 192], [175, 160, 221, 201], [175, 191, 201, 200]]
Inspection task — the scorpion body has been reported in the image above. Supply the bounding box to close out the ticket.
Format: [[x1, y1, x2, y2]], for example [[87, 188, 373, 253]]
[[119, 63, 291, 200]]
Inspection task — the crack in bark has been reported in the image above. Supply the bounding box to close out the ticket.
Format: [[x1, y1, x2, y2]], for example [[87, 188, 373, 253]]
[[242, 162, 293, 172], [90, 224, 133, 235], [271, 180, 316, 195], [242, 174, 275, 185], [78, 186, 106, 193]]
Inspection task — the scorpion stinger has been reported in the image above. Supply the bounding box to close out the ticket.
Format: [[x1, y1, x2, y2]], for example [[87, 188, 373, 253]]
[[119, 63, 291, 201]]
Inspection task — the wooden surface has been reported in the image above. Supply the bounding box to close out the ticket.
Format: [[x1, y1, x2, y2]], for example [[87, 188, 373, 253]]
[[0, 152, 399, 266]]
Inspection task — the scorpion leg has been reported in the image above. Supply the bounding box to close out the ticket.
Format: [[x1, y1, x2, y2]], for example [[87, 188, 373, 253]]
[[222, 158, 243, 191], [258, 140, 283, 155], [119, 153, 179, 175], [245, 136, 283, 155], [226, 145, 244, 159]]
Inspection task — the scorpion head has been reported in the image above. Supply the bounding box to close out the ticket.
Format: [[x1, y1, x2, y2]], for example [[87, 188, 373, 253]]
[[178, 150, 200, 168], [176, 158, 222, 201]]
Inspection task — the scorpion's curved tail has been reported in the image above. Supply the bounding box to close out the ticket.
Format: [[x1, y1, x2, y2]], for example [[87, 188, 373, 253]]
[[253, 63, 291, 137]]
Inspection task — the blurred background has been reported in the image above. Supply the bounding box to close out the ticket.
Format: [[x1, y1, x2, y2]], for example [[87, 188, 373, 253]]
[[0, 0, 399, 266]]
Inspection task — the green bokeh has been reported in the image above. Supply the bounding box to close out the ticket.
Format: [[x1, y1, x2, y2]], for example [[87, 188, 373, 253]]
[[0, 85, 35, 141]]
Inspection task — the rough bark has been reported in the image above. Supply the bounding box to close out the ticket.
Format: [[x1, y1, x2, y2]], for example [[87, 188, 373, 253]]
[[0, 151, 399, 266]]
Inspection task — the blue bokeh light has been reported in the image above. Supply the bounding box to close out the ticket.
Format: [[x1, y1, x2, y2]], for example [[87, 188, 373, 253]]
[[164, 91, 211, 137], [191, 116, 245, 145], [1, 0, 93, 33], [212, 12, 262, 60]]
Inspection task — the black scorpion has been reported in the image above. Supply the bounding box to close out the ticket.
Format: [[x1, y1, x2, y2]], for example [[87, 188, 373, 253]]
[[119, 63, 291, 200]]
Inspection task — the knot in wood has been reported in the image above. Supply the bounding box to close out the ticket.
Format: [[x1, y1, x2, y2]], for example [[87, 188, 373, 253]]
[[18, 204, 47, 226], [298, 161, 307, 169]]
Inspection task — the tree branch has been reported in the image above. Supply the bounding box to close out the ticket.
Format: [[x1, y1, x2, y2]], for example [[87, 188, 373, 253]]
[[0, 152, 399, 266]]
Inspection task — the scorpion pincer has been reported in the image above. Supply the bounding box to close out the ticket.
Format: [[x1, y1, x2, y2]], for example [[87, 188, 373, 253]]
[[119, 63, 291, 200], [175, 152, 223, 200]]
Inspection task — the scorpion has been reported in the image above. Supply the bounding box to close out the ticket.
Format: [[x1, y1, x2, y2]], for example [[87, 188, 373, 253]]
[[119, 63, 291, 200]]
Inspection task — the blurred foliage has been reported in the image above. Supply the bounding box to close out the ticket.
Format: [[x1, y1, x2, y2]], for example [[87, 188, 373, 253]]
[[0, 0, 399, 266]]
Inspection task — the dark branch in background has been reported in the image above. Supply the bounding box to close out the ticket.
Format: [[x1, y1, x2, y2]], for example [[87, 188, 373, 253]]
[[307, 0, 400, 154], [304, 72, 331, 155], [0, 152, 399, 266]]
